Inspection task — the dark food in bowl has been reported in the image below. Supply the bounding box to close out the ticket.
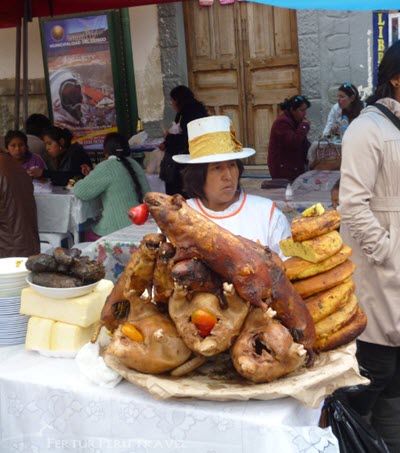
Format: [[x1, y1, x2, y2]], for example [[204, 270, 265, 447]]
[[25, 254, 58, 273], [26, 247, 105, 288], [32, 272, 84, 288]]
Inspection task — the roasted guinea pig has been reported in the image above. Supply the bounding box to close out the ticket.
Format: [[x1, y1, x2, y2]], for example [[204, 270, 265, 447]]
[[144, 192, 316, 365], [98, 272, 131, 333], [124, 233, 166, 302], [168, 282, 249, 357], [231, 307, 307, 383], [171, 258, 227, 308], [106, 295, 191, 374], [153, 242, 175, 306]]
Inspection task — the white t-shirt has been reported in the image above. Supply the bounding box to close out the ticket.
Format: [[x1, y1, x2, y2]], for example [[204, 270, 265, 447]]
[[322, 103, 342, 137], [186, 191, 291, 259]]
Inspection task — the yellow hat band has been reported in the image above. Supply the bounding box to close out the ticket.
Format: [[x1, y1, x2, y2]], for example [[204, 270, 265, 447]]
[[188, 128, 243, 160]]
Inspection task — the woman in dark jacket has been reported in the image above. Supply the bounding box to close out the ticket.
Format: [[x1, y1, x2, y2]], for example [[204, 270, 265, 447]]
[[267, 95, 311, 182], [28, 126, 92, 186], [0, 152, 40, 257], [159, 85, 208, 195]]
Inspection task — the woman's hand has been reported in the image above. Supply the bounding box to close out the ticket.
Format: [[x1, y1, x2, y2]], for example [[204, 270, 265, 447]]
[[81, 164, 92, 176], [27, 167, 43, 179], [330, 124, 340, 135]]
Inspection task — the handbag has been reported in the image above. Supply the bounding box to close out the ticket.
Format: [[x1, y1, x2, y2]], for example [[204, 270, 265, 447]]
[[311, 138, 341, 171], [159, 152, 177, 184]]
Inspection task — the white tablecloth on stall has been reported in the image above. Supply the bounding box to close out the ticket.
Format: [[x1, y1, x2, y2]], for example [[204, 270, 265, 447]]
[[0, 345, 339, 453], [34, 186, 102, 243]]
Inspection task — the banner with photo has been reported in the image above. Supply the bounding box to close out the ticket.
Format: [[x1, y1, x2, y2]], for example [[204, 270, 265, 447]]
[[41, 14, 118, 145]]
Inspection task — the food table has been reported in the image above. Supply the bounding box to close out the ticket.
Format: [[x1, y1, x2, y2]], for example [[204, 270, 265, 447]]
[[34, 185, 102, 245], [0, 344, 339, 452], [246, 170, 341, 221]]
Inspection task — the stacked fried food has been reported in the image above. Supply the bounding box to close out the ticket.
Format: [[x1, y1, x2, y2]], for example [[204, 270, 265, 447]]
[[280, 204, 367, 352]]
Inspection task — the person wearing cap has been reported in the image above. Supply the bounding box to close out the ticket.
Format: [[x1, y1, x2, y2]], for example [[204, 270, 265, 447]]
[[267, 95, 311, 182], [322, 83, 364, 137], [174, 116, 291, 259]]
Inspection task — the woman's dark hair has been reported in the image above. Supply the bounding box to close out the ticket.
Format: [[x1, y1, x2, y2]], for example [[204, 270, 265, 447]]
[[25, 114, 52, 137], [182, 160, 244, 200], [170, 85, 196, 111], [280, 95, 311, 111], [5, 130, 28, 148], [338, 83, 364, 122], [103, 132, 144, 203], [42, 126, 73, 149], [367, 40, 400, 105]]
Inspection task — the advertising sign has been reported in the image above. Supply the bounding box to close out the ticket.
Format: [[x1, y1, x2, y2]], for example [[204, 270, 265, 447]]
[[372, 12, 389, 87], [42, 14, 118, 145]]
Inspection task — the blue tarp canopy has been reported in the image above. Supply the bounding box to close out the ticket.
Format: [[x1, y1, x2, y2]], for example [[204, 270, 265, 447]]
[[250, 0, 398, 10]]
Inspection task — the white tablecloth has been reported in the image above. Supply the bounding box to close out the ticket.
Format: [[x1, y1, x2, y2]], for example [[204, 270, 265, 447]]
[[34, 186, 102, 244], [0, 345, 339, 452]]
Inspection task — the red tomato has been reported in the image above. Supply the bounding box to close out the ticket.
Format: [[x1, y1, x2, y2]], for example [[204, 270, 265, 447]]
[[191, 309, 217, 337], [128, 203, 149, 225]]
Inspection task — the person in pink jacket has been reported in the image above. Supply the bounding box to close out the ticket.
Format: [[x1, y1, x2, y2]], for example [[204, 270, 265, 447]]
[[267, 95, 311, 182]]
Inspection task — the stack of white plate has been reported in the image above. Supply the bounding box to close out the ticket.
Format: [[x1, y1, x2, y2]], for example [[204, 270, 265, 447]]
[[0, 257, 30, 346]]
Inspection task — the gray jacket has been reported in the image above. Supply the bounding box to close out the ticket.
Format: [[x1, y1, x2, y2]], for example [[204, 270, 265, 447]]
[[338, 98, 400, 346]]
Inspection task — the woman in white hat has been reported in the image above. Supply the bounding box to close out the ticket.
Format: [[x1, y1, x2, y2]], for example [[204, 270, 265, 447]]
[[173, 116, 291, 259]]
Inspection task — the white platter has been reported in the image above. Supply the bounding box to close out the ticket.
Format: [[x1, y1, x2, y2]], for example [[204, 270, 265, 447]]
[[25, 274, 99, 299], [0, 258, 29, 277]]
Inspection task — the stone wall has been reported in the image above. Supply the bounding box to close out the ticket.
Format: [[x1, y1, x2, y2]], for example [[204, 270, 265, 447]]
[[297, 10, 372, 141], [0, 79, 48, 135], [144, 3, 188, 137]]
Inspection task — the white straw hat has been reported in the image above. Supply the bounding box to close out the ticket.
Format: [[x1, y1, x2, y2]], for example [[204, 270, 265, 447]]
[[172, 115, 255, 164]]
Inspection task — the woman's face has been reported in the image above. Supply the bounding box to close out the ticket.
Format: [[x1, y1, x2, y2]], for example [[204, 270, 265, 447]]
[[291, 103, 308, 123], [7, 137, 27, 162], [43, 135, 64, 158], [203, 160, 240, 211], [338, 90, 355, 110], [171, 97, 179, 113]]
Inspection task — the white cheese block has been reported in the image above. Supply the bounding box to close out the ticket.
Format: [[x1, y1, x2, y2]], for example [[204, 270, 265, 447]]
[[50, 322, 96, 351], [25, 316, 54, 351], [20, 279, 114, 327]]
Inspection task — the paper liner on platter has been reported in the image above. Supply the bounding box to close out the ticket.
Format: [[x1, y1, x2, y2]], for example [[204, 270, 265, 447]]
[[103, 341, 369, 408]]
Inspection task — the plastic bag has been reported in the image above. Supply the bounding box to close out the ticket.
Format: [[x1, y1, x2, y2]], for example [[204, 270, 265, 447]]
[[320, 389, 389, 453]]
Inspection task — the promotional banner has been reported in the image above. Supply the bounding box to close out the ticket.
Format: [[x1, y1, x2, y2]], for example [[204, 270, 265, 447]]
[[42, 14, 118, 145], [372, 12, 389, 87]]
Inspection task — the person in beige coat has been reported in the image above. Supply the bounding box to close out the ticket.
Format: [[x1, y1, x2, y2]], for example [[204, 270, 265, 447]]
[[338, 41, 400, 452]]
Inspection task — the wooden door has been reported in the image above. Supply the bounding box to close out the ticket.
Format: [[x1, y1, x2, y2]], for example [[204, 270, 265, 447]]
[[183, 1, 300, 166]]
